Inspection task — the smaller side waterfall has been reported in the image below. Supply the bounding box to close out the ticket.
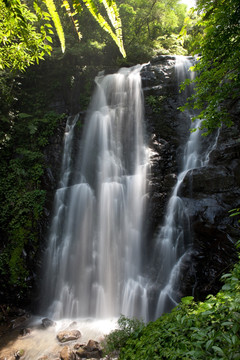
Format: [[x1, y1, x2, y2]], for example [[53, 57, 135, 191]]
[[154, 56, 219, 317]]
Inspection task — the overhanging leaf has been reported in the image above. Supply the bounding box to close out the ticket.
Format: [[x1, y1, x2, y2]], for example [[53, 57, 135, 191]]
[[81, 0, 126, 57], [44, 0, 65, 52]]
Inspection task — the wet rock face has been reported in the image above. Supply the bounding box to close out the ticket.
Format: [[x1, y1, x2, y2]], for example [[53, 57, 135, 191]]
[[142, 56, 192, 240], [179, 124, 240, 298], [142, 55, 240, 300]]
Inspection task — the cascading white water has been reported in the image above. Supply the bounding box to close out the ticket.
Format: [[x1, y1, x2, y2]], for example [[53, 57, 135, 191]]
[[40, 57, 218, 326], [154, 56, 219, 317], [41, 66, 149, 321]]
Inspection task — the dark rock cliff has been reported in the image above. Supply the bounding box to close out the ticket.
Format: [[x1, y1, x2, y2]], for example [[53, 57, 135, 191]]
[[180, 124, 240, 299], [142, 55, 240, 300]]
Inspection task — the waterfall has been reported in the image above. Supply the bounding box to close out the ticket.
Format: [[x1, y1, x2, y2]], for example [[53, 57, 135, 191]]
[[41, 66, 149, 321], [41, 57, 218, 325], [154, 56, 218, 317]]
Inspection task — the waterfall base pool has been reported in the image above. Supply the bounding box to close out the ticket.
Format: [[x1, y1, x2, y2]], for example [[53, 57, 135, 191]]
[[0, 317, 117, 359]]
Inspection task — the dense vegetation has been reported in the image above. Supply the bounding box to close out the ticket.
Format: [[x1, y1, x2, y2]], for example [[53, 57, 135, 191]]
[[0, 109, 64, 303], [104, 248, 240, 359], [181, 0, 240, 134], [0, 0, 126, 70], [117, 0, 188, 63]]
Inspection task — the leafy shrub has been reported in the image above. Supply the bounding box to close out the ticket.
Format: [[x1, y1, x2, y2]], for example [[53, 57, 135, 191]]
[[103, 315, 144, 358], [104, 247, 240, 359], [145, 95, 166, 113], [0, 110, 64, 303], [153, 34, 188, 56]]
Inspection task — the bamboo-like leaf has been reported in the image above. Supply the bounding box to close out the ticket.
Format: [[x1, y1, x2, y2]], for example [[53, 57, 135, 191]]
[[72, 0, 84, 14], [62, 0, 82, 40], [45, 0, 65, 52], [102, 0, 125, 57], [81, 0, 126, 57]]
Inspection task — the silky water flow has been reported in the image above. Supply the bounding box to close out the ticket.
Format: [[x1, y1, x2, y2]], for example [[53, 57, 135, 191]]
[[41, 58, 218, 324], [41, 65, 150, 322]]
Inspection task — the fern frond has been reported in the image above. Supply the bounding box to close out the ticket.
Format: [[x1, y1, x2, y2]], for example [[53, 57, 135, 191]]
[[102, 0, 125, 57], [62, 0, 82, 40], [82, 0, 126, 57], [72, 0, 84, 14], [45, 0, 65, 52]]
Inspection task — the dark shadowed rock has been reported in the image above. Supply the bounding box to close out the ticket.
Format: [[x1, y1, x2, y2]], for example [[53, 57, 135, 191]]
[[74, 340, 103, 359], [11, 314, 30, 329], [42, 318, 56, 329], [19, 327, 31, 336], [85, 339, 100, 351]]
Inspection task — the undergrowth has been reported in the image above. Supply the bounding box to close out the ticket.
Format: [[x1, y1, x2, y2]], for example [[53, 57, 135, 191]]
[[0, 110, 65, 303], [103, 243, 240, 359]]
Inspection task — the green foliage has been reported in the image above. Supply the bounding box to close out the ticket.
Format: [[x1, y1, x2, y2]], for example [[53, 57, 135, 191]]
[[55, 0, 127, 57], [62, 0, 83, 41], [81, 0, 126, 57], [104, 256, 240, 359], [118, 0, 188, 64], [229, 209, 240, 220], [180, 0, 240, 134], [103, 315, 144, 357], [152, 34, 187, 56], [0, 0, 126, 72], [0, 109, 63, 302], [146, 95, 166, 113], [0, 0, 53, 71], [179, 9, 204, 55], [0, 0, 190, 72], [45, 0, 66, 52]]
